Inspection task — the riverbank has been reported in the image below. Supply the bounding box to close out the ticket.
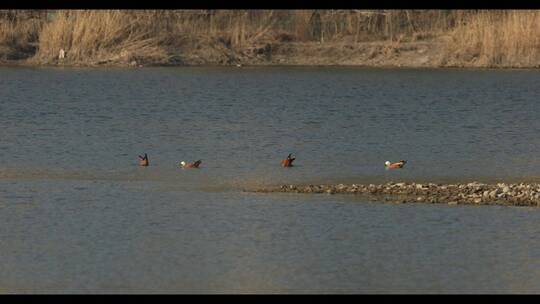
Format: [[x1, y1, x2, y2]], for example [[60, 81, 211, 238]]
[[250, 182, 540, 207], [1, 36, 539, 69], [2, 11, 540, 69]]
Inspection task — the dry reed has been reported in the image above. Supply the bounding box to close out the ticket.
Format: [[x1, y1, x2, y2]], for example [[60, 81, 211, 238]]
[[0, 10, 538, 67], [445, 10, 540, 67]]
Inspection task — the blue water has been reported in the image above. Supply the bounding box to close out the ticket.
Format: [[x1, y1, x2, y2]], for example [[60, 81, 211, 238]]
[[1, 67, 540, 293]]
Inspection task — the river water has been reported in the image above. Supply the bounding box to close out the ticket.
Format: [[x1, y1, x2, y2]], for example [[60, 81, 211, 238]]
[[1, 67, 540, 293]]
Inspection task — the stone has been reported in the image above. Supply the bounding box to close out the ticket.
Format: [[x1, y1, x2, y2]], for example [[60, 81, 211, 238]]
[[263, 182, 540, 208]]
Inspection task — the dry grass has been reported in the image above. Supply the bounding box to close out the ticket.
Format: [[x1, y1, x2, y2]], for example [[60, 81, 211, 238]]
[[0, 10, 539, 67], [32, 10, 170, 65], [445, 10, 540, 67], [0, 12, 43, 60]]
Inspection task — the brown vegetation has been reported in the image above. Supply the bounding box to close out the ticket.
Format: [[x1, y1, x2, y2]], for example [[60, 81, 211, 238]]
[[0, 10, 538, 67], [444, 10, 540, 67], [31, 11, 170, 65], [0, 10, 44, 61]]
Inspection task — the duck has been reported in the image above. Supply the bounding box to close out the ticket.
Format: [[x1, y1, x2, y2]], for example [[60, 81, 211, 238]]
[[138, 153, 149, 166], [180, 160, 202, 169], [281, 153, 295, 167], [385, 160, 406, 169]]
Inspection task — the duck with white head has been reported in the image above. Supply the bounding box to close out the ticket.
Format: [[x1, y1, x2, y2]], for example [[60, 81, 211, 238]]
[[180, 160, 202, 169], [385, 160, 407, 169]]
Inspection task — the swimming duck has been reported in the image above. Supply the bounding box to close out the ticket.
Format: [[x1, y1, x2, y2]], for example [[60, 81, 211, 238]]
[[138, 153, 149, 166], [385, 160, 406, 169], [281, 153, 295, 167], [180, 160, 202, 169]]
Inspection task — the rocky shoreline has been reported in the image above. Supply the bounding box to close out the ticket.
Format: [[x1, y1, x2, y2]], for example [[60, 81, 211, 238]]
[[250, 182, 540, 207]]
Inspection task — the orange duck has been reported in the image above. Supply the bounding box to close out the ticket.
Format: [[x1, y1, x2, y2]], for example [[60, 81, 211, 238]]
[[138, 153, 149, 166], [281, 153, 295, 167], [180, 160, 202, 169], [385, 160, 407, 169]]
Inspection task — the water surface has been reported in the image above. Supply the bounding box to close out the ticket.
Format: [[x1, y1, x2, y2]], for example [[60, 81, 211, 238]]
[[1, 67, 540, 293]]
